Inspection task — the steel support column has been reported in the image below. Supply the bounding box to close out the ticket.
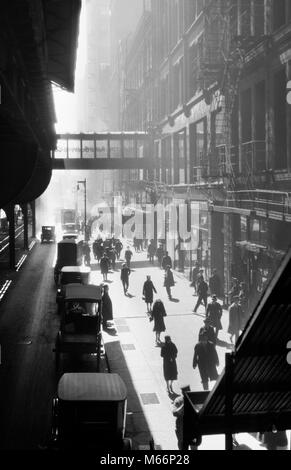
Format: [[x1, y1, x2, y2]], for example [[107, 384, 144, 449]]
[[225, 352, 235, 450], [22, 204, 29, 250], [6, 204, 16, 270], [30, 201, 36, 238]]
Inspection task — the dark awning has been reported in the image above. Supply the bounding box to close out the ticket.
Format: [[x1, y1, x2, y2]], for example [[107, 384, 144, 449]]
[[44, 0, 82, 92], [183, 246, 291, 446]]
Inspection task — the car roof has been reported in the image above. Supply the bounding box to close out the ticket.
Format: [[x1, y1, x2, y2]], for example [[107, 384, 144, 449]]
[[61, 266, 91, 273], [64, 284, 102, 301], [42, 225, 55, 229], [58, 373, 127, 402], [58, 239, 77, 245]]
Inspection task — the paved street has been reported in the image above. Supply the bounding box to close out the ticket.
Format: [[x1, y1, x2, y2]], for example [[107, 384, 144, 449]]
[[0, 238, 265, 451]]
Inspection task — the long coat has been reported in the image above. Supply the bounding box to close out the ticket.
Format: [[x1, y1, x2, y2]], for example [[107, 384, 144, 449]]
[[100, 256, 109, 274], [102, 292, 113, 323], [161, 341, 178, 381], [152, 301, 166, 333], [193, 341, 219, 383], [143, 280, 157, 303], [206, 302, 223, 330], [228, 302, 243, 336], [164, 270, 175, 287]]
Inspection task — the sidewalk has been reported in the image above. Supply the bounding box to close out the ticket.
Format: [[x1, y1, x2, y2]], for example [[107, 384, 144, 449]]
[[90, 245, 234, 450]]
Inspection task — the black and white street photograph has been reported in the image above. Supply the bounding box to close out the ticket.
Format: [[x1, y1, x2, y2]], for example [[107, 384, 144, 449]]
[[1, 0, 291, 456]]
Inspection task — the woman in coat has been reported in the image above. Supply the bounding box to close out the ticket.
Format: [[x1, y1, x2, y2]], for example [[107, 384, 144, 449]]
[[161, 336, 178, 394], [164, 266, 175, 300], [143, 275, 157, 313], [151, 299, 167, 345], [102, 285, 113, 329]]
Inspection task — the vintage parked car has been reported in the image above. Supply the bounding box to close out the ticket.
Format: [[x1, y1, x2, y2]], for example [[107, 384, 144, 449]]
[[41, 226, 56, 243], [54, 239, 83, 285], [54, 284, 103, 373], [50, 372, 132, 450], [56, 266, 91, 308]]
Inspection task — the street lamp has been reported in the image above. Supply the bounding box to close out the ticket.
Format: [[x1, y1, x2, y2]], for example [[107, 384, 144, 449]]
[[77, 179, 87, 240]]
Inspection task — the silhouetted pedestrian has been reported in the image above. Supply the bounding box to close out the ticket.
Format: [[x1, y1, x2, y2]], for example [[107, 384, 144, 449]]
[[120, 263, 131, 295], [193, 276, 208, 313], [151, 299, 166, 345], [161, 336, 178, 395], [102, 285, 113, 329], [124, 246, 133, 268], [162, 251, 172, 270], [190, 262, 200, 294], [193, 332, 219, 391], [205, 295, 222, 339], [156, 244, 164, 268], [198, 318, 216, 344], [209, 269, 222, 298], [228, 296, 243, 344], [164, 266, 175, 300], [143, 275, 157, 312], [100, 253, 109, 281], [147, 241, 156, 264]]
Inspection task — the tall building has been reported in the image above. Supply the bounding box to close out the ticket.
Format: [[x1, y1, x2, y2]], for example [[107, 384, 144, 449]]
[[117, 0, 291, 309]]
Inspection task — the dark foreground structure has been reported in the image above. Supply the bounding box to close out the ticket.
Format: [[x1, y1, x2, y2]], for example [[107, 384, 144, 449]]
[[183, 245, 291, 450]]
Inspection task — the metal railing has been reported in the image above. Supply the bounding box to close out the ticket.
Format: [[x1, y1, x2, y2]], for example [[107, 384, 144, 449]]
[[227, 189, 291, 217]]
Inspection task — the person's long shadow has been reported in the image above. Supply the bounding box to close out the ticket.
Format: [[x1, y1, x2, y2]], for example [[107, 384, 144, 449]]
[[169, 298, 179, 303], [126, 293, 135, 298], [103, 326, 118, 336], [103, 279, 114, 284]]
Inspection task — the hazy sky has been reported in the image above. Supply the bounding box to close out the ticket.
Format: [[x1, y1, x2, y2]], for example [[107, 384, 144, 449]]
[[53, 1, 87, 133]]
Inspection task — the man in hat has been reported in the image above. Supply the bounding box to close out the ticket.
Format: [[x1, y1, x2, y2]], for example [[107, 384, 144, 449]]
[[198, 317, 216, 344], [205, 294, 223, 340], [228, 296, 243, 344]]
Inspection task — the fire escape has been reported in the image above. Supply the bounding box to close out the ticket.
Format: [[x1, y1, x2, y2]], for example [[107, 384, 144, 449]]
[[200, 0, 269, 204]]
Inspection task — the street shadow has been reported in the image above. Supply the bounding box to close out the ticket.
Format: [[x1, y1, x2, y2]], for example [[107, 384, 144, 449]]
[[169, 298, 180, 303], [126, 293, 135, 298], [103, 279, 113, 284], [168, 390, 180, 400], [104, 340, 157, 449], [192, 312, 206, 318]]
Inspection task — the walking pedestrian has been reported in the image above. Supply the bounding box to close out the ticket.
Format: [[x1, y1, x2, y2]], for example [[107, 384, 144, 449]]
[[209, 269, 222, 298], [193, 276, 208, 313], [228, 296, 243, 344], [124, 246, 133, 268], [161, 336, 178, 394], [142, 275, 157, 312], [147, 240, 156, 264], [120, 263, 131, 295], [82, 242, 91, 267], [205, 295, 222, 340], [228, 278, 240, 304], [190, 262, 200, 294], [151, 299, 167, 345], [198, 318, 216, 344], [100, 253, 110, 281], [172, 386, 193, 450], [115, 239, 123, 260], [155, 244, 164, 268], [192, 332, 219, 391], [102, 285, 113, 329], [162, 251, 172, 271], [164, 265, 175, 300]]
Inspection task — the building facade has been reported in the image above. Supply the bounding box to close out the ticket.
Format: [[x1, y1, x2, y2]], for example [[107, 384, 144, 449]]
[[115, 0, 291, 307]]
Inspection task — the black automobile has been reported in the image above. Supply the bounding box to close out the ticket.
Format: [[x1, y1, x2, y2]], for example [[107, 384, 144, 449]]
[[41, 226, 56, 243], [50, 372, 132, 451], [56, 265, 91, 308], [54, 239, 83, 285]]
